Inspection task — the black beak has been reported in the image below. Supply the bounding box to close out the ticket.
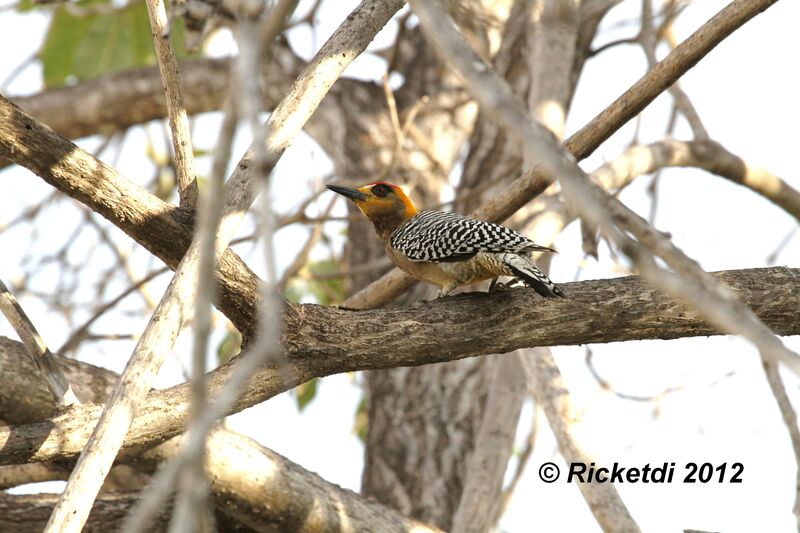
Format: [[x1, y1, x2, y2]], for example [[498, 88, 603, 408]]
[[327, 184, 367, 202]]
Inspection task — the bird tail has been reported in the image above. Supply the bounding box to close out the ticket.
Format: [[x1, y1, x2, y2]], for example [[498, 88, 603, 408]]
[[497, 253, 564, 298]]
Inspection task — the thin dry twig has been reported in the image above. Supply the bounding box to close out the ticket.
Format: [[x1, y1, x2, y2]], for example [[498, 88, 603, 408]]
[[144, 0, 198, 208], [58, 267, 169, 355], [377, 74, 431, 181], [278, 196, 336, 289], [167, 0, 298, 522], [524, 347, 641, 532], [166, 95, 232, 533], [640, 0, 708, 139], [494, 402, 540, 527], [0, 278, 79, 408], [590, 139, 800, 223]]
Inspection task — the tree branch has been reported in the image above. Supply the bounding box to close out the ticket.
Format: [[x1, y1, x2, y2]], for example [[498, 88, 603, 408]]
[[143, 0, 198, 208], [0, 267, 797, 466], [0, 337, 442, 533], [0, 492, 253, 533], [591, 139, 800, 223], [524, 348, 640, 532], [0, 279, 79, 408]]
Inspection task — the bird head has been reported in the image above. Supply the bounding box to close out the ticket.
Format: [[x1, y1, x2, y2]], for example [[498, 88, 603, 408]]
[[327, 182, 417, 238]]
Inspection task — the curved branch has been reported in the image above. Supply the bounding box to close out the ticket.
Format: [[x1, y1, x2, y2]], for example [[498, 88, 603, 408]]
[[0, 266, 797, 466], [592, 139, 800, 223]]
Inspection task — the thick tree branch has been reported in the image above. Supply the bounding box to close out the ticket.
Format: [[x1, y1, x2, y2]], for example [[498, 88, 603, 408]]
[[0, 338, 442, 533], [411, 0, 800, 373], [0, 0, 773, 334], [0, 492, 254, 533], [451, 352, 527, 533], [0, 267, 797, 466], [9, 58, 233, 141]]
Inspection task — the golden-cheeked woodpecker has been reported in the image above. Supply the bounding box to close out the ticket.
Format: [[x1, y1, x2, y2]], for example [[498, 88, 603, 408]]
[[327, 182, 564, 298]]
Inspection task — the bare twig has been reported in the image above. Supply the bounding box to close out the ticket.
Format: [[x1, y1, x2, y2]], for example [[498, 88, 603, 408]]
[[586, 347, 684, 402], [166, 93, 232, 533], [278, 197, 336, 289], [494, 403, 540, 526], [377, 74, 430, 180], [0, 279, 79, 408], [640, 0, 708, 139], [144, 0, 198, 208], [762, 359, 800, 528], [523, 348, 641, 532], [167, 4, 297, 524], [168, 0, 298, 524], [58, 267, 169, 355]]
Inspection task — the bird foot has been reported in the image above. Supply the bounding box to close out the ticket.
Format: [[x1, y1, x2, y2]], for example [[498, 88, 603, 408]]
[[489, 278, 521, 292]]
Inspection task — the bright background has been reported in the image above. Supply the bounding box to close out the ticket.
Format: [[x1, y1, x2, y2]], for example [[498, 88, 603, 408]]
[[1, 1, 799, 531]]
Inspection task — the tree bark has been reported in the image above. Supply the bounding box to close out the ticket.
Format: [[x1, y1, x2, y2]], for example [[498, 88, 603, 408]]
[[2, 267, 796, 466], [0, 492, 254, 533]]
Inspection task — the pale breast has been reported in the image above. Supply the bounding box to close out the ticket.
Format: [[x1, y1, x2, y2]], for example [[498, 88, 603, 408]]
[[387, 245, 513, 289], [386, 244, 454, 287]]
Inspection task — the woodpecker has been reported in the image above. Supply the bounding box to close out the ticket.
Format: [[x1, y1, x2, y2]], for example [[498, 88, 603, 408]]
[[327, 182, 564, 298]]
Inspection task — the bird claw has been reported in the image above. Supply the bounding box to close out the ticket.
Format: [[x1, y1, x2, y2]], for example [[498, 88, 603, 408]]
[[489, 278, 520, 292]]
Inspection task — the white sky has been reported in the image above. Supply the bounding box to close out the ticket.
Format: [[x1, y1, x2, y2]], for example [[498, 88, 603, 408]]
[[1, 0, 800, 531]]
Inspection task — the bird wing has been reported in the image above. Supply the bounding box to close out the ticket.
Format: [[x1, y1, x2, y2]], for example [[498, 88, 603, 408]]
[[390, 211, 555, 262]]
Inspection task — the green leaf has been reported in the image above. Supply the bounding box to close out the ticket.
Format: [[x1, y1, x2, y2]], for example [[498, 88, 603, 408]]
[[353, 396, 368, 442], [16, 0, 36, 13], [294, 378, 318, 412], [40, 0, 190, 88], [216, 330, 242, 365]]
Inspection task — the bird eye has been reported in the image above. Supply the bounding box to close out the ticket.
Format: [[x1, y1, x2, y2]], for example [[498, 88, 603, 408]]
[[372, 184, 392, 197]]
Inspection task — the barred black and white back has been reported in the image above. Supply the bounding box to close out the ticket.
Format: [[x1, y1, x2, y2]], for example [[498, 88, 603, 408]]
[[390, 210, 564, 298]]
